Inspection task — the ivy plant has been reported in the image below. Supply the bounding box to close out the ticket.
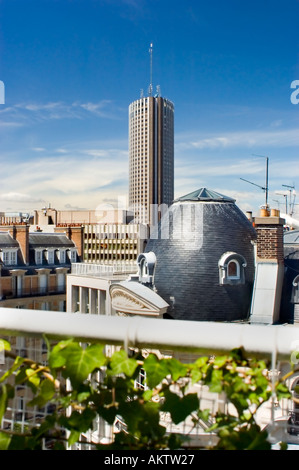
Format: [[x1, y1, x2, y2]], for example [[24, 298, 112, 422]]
[[0, 338, 292, 450]]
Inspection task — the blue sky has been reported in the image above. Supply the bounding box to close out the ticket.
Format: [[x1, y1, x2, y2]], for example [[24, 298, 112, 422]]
[[0, 0, 298, 217]]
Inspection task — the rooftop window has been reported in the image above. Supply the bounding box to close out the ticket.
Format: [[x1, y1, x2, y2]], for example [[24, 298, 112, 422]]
[[218, 252, 247, 285]]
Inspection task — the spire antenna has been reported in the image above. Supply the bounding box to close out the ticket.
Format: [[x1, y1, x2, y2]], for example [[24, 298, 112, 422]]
[[149, 43, 153, 96]]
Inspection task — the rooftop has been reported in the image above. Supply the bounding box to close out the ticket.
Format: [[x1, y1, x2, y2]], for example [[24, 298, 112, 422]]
[[29, 233, 75, 248], [173, 187, 236, 203], [284, 230, 299, 245]]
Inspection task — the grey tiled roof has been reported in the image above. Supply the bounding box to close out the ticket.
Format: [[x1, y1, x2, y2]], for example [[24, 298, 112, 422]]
[[29, 233, 75, 248], [0, 232, 19, 248]]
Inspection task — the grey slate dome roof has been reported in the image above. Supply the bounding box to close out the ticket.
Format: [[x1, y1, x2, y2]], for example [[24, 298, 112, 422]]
[[145, 188, 256, 322]]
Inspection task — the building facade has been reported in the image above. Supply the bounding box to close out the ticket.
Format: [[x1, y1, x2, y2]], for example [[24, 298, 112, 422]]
[[129, 96, 174, 225], [83, 223, 147, 264], [0, 223, 81, 311]]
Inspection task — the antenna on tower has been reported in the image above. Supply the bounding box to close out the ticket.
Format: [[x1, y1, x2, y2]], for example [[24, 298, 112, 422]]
[[148, 43, 153, 96]]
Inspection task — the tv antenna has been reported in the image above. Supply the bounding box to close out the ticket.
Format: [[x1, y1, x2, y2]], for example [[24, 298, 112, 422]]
[[148, 43, 153, 97], [240, 154, 269, 207], [282, 183, 296, 216]]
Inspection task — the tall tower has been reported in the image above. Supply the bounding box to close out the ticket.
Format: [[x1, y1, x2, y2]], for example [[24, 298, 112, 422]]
[[129, 45, 174, 225]]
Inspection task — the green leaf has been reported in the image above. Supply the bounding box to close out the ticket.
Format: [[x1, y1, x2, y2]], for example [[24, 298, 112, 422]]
[[0, 431, 11, 450], [28, 379, 55, 407], [143, 389, 154, 401], [48, 339, 76, 369], [0, 385, 8, 423], [56, 342, 106, 387], [276, 382, 291, 399], [161, 390, 199, 424], [0, 339, 11, 352], [208, 369, 223, 393], [166, 358, 188, 381], [68, 430, 81, 446], [194, 356, 209, 369], [190, 367, 202, 384], [25, 368, 40, 390], [109, 350, 138, 377], [0, 356, 24, 384], [143, 354, 169, 388], [60, 408, 96, 436], [213, 356, 228, 368]]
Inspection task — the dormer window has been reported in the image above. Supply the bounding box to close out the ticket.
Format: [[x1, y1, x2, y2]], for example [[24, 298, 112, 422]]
[[1, 249, 18, 266], [59, 249, 66, 264], [219, 252, 247, 285], [46, 249, 55, 265], [137, 252, 156, 286], [35, 249, 43, 265], [68, 249, 77, 263]]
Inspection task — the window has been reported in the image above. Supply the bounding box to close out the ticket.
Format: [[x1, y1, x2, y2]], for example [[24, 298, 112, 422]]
[[227, 260, 240, 279], [1, 249, 18, 265], [218, 252, 247, 285], [39, 274, 48, 294], [59, 249, 66, 263], [68, 249, 77, 263], [35, 250, 43, 265], [46, 249, 55, 265]]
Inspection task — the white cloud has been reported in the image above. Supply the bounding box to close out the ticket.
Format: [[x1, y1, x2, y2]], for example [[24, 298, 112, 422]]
[[176, 128, 299, 150], [0, 99, 121, 125], [0, 149, 129, 212], [32, 147, 46, 152], [0, 192, 45, 203]]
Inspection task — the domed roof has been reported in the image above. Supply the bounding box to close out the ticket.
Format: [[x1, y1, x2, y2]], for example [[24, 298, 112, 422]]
[[145, 188, 256, 322]]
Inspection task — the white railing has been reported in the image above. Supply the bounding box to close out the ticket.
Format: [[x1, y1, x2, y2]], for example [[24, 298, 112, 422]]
[[0, 307, 299, 359], [71, 262, 137, 277]]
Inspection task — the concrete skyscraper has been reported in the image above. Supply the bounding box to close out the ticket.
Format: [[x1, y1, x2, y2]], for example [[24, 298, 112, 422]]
[[128, 45, 174, 225]]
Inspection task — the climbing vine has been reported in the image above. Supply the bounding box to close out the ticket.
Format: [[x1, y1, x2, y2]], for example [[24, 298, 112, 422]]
[[0, 338, 292, 450]]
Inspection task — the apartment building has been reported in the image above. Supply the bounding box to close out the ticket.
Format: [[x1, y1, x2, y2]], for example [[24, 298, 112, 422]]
[[0, 223, 82, 311], [129, 95, 174, 225]]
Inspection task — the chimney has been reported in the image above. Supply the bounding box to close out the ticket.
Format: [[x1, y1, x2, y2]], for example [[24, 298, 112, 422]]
[[254, 209, 284, 263], [250, 209, 285, 324], [12, 223, 30, 264]]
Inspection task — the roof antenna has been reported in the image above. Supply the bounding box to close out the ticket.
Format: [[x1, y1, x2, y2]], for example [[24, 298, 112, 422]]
[[148, 43, 153, 97], [240, 154, 269, 208]]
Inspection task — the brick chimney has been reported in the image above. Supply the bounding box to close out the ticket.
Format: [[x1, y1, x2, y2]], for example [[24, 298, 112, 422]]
[[255, 208, 284, 263], [250, 208, 285, 324]]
